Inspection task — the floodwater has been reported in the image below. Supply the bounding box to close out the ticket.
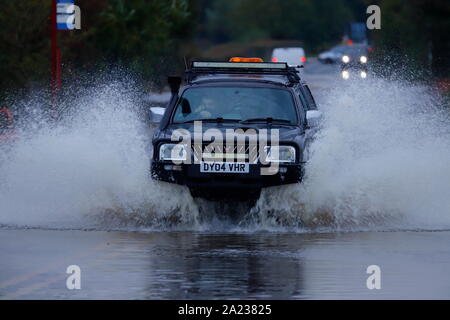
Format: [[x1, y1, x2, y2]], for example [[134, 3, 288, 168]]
[[1, 229, 450, 299], [1, 60, 449, 300]]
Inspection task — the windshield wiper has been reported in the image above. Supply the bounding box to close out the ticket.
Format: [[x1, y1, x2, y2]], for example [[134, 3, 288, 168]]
[[240, 117, 292, 124], [181, 117, 240, 124]]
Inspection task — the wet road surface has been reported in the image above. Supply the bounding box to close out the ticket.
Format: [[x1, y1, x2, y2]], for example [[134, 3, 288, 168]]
[[1, 228, 450, 299]]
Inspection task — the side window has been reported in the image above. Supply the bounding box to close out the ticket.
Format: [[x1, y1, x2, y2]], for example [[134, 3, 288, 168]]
[[302, 85, 317, 110], [297, 88, 309, 113], [294, 88, 307, 125]]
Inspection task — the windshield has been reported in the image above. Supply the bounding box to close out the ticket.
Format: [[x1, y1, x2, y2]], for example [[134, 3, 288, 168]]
[[172, 87, 298, 124]]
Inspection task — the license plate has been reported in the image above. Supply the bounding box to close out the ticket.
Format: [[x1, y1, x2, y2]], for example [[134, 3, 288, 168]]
[[200, 162, 249, 173]]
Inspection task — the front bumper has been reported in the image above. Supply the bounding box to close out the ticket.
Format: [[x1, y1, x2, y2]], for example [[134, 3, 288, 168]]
[[151, 160, 303, 189]]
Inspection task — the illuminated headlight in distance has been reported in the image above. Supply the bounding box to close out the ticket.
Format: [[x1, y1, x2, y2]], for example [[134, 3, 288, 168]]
[[264, 146, 296, 163], [360, 71, 367, 78], [342, 70, 350, 80], [360, 56, 367, 63], [342, 55, 350, 63], [159, 143, 187, 161]]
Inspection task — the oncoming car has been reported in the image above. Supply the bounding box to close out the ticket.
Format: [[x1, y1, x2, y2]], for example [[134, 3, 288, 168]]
[[340, 44, 369, 80], [318, 44, 347, 64], [150, 58, 322, 200]]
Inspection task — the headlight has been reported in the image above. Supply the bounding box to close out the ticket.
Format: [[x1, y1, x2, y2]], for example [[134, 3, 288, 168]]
[[264, 146, 296, 163], [159, 143, 187, 161], [342, 55, 350, 63], [360, 71, 367, 78], [360, 56, 367, 63], [342, 70, 350, 80]]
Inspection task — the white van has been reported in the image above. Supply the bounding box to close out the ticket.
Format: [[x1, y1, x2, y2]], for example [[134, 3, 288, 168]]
[[271, 47, 307, 67]]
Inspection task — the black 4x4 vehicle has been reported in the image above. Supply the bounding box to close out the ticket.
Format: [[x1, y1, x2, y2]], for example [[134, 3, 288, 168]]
[[150, 59, 322, 200]]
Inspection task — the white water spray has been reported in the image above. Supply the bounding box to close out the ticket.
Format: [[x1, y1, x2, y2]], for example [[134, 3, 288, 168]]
[[252, 78, 450, 231], [0, 80, 199, 229], [0, 76, 449, 231]]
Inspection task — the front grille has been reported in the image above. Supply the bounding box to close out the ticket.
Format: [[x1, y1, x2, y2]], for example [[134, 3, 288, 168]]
[[191, 142, 259, 163]]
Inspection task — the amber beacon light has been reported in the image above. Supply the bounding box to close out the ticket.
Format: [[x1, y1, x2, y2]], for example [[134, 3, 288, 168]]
[[229, 57, 264, 63]]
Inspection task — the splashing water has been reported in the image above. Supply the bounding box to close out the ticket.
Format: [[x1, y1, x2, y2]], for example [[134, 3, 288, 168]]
[[0, 75, 449, 232], [0, 79, 200, 230], [250, 78, 450, 231]]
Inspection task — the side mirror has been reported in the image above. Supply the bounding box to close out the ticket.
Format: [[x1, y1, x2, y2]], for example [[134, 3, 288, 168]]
[[168, 76, 181, 95], [306, 110, 323, 128], [149, 107, 165, 124]]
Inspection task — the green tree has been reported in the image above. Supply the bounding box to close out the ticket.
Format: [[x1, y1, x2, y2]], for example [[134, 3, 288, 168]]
[[63, 0, 193, 84], [0, 0, 195, 93], [0, 0, 51, 91], [201, 0, 354, 52], [373, 0, 450, 78]]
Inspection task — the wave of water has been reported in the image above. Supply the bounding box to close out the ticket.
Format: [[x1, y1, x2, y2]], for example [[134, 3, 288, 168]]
[[0, 79, 200, 230], [250, 78, 450, 231], [0, 75, 449, 232]]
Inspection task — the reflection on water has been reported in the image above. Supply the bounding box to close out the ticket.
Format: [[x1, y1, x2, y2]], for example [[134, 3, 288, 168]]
[[1, 229, 450, 299]]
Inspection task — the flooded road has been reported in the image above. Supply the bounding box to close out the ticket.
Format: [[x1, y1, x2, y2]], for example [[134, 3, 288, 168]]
[[1, 60, 449, 300], [1, 228, 450, 299]]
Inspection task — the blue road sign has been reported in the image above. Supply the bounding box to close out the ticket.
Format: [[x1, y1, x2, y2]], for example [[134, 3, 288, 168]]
[[57, 0, 77, 30]]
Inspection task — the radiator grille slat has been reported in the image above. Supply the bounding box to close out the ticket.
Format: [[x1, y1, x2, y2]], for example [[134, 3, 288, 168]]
[[192, 143, 259, 163]]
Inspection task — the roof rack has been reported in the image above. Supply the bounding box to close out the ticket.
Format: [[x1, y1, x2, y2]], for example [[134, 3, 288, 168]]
[[185, 61, 302, 84]]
